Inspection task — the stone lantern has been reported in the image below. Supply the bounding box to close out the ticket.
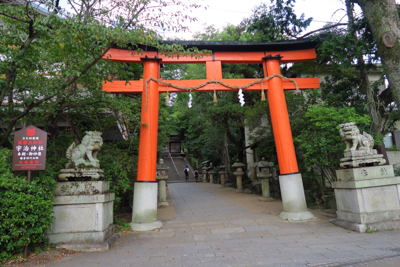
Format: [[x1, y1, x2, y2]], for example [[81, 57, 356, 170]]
[[219, 165, 227, 187], [156, 158, 169, 207], [257, 157, 274, 201], [232, 160, 245, 193], [202, 163, 208, 183], [208, 163, 215, 184]]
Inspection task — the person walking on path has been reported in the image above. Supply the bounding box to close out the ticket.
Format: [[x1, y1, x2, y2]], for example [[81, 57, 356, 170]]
[[194, 169, 199, 182], [184, 166, 190, 181]]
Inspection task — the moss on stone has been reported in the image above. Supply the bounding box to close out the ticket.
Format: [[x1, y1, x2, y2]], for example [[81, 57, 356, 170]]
[[133, 209, 157, 224]]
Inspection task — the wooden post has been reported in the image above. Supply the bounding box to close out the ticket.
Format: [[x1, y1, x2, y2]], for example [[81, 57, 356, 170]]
[[131, 58, 163, 231], [24, 170, 32, 258], [264, 56, 299, 175], [263, 56, 315, 221], [136, 59, 160, 182]]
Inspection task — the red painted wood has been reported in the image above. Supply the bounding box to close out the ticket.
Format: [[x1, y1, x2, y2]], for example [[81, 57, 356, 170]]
[[206, 61, 223, 79], [102, 78, 319, 93], [136, 61, 160, 182], [103, 48, 316, 64], [265, 58, 299, 174]]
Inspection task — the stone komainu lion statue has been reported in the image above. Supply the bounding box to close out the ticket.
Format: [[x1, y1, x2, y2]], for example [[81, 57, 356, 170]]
[[66, 131, 103, 168], [339, 122, 374, 153]]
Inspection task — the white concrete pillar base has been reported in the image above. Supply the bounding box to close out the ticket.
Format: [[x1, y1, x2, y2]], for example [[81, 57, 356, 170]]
[[158, 202, 169, 207], [258, 197, 275, 202], [279, 211, 315, 221], [236, 189, 244, 193], [131, 221, 163, 231], [278, 173, 315, 221], [131, 182, 162, 231]]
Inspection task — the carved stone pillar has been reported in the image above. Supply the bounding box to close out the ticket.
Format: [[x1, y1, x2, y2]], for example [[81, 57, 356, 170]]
[[208, 163, 215, 184], [219, 165, 227, 187], [202, 163, 208, 183], [257, 158, 274, 201], [232, 160, 245, 193], [156, 158, 169, 207]]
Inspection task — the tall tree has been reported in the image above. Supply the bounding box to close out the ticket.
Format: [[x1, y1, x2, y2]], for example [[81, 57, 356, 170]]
[[0, 0, 202, 146], [304, 1, 400, 163], [351, 0, 400, 106], [243, 0, 312, 42]]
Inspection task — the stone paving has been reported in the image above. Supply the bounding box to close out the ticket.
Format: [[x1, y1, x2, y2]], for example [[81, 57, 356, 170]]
[[50, 183, 400, 267]]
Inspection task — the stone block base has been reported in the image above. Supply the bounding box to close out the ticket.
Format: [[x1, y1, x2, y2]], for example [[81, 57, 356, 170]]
[[332, 168, 400, 232], [336, 209, 400, 224], [48, 225, 115, 244], [336, 165, 394, 182], [47, 181, 117, 250], [55, 233, 120, 252], [331, 218, 400, 233]]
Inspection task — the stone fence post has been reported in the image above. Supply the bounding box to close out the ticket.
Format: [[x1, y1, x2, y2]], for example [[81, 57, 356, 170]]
[[257, 157, 274, 201], [219, 165, 227, 187], [232, 160, 245, 193], [156, 158, 169, 207], [202, 163, 208, 183], [208, 163, 215, 184]]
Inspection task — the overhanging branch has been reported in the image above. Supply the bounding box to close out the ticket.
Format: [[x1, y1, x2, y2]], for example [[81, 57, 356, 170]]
[[298, 23, 348, 39]]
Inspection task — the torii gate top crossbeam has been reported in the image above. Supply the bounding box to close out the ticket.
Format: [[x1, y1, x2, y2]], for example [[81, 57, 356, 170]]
[[103, 39, 318, 64]]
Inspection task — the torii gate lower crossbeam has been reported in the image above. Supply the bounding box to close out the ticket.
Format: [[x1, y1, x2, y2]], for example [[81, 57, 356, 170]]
[[103, 42, 319, 230]]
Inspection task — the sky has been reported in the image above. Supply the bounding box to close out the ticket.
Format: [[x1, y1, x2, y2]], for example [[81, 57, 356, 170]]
[[162, 0, 350, 40]]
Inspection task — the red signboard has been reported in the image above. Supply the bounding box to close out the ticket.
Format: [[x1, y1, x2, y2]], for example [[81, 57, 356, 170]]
[[12, 125, 48, 171]]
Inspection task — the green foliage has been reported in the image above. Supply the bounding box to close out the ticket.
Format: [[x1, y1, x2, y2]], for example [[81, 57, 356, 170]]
[[166, 0, 314, 170], [295, 106, 371, 183], [98, 142, 137, 211], [0, 148, 57, 262], [307, 4, 400, 139], [244, 0, 312, 42], [394, 165, 400, 176], [0, 0, 206, 147]]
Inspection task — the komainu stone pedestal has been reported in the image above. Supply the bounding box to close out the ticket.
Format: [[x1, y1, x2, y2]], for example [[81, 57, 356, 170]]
[[47, 181, 119, 251], [331, 165, 400, 232]]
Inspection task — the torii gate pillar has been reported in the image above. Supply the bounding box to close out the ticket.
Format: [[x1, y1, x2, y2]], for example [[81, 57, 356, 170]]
[[131, 59, 163, 231], [264, 57, 315, 221]]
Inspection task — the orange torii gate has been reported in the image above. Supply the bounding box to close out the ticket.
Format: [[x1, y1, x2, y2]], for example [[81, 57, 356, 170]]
[[103, 40, 320, 230]]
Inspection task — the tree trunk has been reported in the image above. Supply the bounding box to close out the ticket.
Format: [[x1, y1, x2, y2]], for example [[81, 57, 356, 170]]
[[222, 130, 231, 172], [222, 118, 245, 164], [352, 0, 400, 107], [348, 0, 391, 164]]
